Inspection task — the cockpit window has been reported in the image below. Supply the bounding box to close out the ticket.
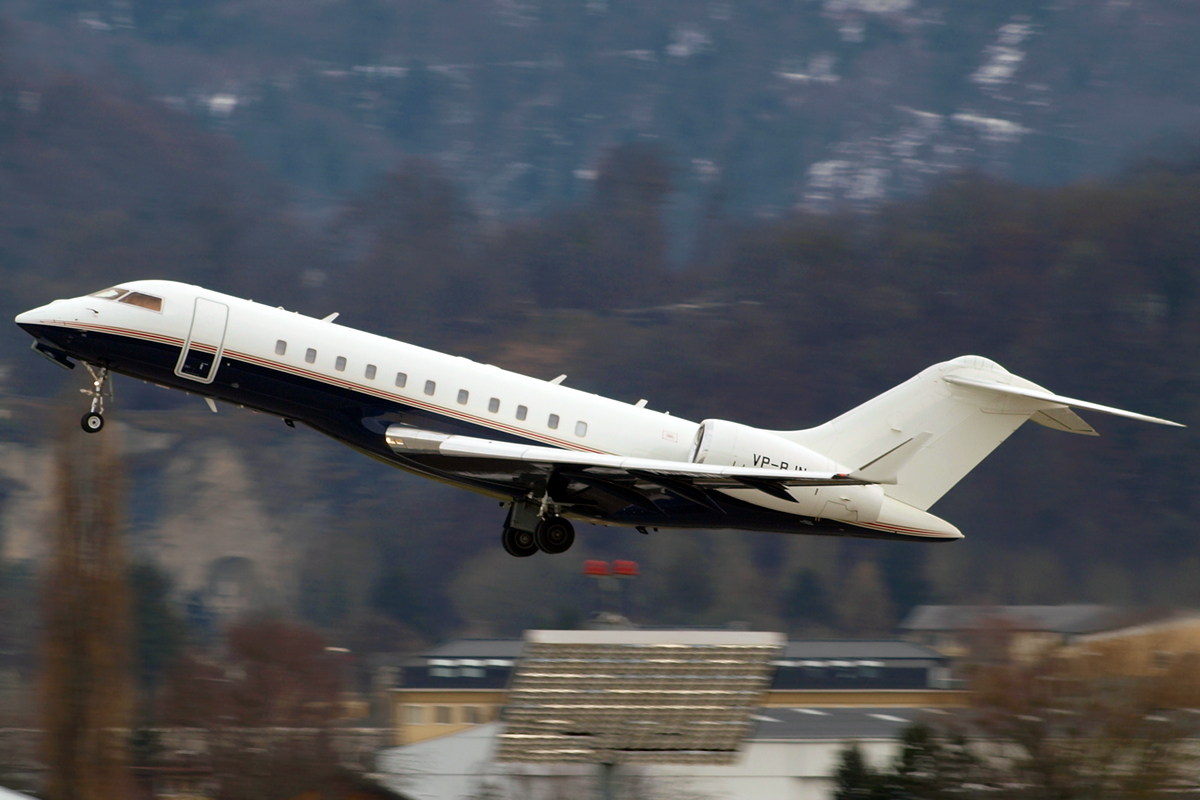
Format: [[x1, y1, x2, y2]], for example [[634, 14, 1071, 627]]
[[118, 292, 163, 312], [89, 287, 130, 300]]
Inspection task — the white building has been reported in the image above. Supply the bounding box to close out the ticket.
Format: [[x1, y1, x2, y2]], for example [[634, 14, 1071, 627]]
[[376, 705, 952, 800]]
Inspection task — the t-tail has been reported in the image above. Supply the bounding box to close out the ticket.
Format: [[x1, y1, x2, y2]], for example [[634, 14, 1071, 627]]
[[781, 355, 1183, 513]]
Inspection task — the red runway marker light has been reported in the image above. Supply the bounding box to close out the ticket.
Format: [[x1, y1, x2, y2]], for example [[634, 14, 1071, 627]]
[[583, 560, 611, 576], [612, 560, 639, 577]]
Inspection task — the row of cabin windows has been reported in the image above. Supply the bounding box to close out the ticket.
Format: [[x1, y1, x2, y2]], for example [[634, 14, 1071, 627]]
[[275, 339, 588, 437]]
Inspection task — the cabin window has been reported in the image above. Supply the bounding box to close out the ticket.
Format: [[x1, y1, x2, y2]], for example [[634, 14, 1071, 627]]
[[575, 421, 588, 437], [365, 364, 377, 380], [335, 356, 347, 372], [118, 292, 163, 312], [548, 414, 560, 430], [457, 389, 469, 405], [488, 398, 500, 414], [275, 340, 287, 356], [424, 380, 436, 396], [305, 348, 317, 364], [396, 372, 408, 388], [89, 287, 129, 300], [516, 405, 528, 421]]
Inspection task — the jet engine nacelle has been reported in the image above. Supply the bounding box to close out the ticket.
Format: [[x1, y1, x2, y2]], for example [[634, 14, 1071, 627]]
[[691, 419, 840, 472], [690, 419, 884, 524]]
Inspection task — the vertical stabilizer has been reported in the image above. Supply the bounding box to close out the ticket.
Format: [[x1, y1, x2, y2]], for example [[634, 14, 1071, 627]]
[[780, 357, 1084, 510]]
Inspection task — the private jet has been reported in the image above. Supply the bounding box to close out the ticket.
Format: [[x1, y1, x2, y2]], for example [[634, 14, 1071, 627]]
[[16, 280, 1183, 556]]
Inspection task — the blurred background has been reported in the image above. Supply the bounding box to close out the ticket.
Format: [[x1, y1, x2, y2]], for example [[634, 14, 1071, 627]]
[[0, 0, 1198, 796]]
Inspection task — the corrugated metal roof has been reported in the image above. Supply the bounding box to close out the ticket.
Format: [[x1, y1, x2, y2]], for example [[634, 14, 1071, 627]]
[[900, 605, 1118, 634]]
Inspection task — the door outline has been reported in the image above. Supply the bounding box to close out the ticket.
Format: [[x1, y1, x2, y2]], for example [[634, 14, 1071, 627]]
[[175, 298, 229, 384]]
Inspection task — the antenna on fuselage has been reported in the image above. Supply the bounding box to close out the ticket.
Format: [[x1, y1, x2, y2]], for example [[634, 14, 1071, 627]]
[[321, 312, 339, 323]]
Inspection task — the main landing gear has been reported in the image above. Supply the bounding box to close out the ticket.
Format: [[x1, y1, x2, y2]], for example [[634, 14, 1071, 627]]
[[500, 499, 576, 557], [80, 364, 111, 434]]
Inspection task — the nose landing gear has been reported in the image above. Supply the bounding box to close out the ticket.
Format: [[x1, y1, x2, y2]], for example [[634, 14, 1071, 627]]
[[79, 364, 111, 434]]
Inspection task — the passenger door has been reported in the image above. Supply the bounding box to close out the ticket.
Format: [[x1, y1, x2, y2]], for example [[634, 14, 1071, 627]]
[[175, 297, 229, 384]]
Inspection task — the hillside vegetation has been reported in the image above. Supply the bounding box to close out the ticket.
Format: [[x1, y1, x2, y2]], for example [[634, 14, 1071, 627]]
[[0, 14, 1197, 650]]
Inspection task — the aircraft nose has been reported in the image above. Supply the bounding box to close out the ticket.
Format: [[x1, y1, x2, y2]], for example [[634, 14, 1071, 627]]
[[15, 305, 47, 330]]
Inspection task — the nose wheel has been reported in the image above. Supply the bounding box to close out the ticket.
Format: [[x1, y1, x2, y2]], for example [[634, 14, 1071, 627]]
[[79, 364, 112, 434]]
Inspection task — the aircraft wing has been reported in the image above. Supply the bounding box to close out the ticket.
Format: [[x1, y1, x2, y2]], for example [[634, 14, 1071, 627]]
[[384, 426, 870, 513]]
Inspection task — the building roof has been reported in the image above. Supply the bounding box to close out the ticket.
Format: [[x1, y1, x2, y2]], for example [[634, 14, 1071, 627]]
[[749, 706, 964, 741], [781, 640, 946, 662], [900, 605, 1119, 635], [421, 639, 524, 659]]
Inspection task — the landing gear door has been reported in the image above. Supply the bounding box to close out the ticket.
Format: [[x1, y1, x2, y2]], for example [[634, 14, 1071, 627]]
[[175, 297, 229, 384]]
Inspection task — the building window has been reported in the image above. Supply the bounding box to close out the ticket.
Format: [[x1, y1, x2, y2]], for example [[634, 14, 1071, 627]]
[[305, 348, 316, 364], [464, 706, 480, 724], [396, 372, 407, 388], [275, 340, 287, 356], [424, 380, 436, 396], [405, 705, 424, 724], [436, 706, 452, 724], [365, 364, 377, 380], [548, 414, 559, 430], [516, 405, 528, 421], [335, 356, 347, 372], [457, 389, 469, 405], [575, 421, 588, 437], [488, 398, 500, 414]]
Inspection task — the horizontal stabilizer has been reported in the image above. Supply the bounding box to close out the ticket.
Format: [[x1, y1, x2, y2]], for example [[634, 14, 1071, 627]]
[[1031, 407, 1098, 436], [943, 375, 1184, 428], [850, 432, 932, 484]]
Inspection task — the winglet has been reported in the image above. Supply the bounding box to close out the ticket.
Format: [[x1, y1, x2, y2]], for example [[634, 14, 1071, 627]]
[[850, 432, 932, 484]]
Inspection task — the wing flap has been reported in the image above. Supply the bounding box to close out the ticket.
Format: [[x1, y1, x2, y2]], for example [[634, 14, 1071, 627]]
[[384, 426, 871, 488]]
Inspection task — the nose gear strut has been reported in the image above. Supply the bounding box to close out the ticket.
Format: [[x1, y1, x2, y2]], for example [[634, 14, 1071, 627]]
[[79, 364, 112, 433]]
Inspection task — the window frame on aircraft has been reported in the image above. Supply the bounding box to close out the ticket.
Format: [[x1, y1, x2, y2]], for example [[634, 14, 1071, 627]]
[[335, 356, 347, 372], [365, 364, 377, 380], [118, 292, 163, 312], [396, 372, 407, 388], [275, 340, 287, 356], [457, 389, 469, 405], [548, 414, 560, 430], [89, 287, 129, 300], [488, 397, 500, 414], [575, 421, 588, 437], [305, 348, 317, 364], [516, 405, 528, 421], [424, 380, 436, 396]]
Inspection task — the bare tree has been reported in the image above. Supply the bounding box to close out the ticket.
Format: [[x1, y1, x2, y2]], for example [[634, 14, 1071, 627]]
[[39, 413, 133, 800]]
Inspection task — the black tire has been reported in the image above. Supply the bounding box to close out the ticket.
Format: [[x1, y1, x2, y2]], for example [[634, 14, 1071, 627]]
[[81, 412, 104, 433], [502, 527, 538, 558], [534, 516, 575, 555]]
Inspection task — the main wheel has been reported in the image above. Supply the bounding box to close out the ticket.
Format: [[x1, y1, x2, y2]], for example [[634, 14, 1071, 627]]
[[534, 516, 575, 555], [81, 412, 104, 433], [502, 527, 538, 558]]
